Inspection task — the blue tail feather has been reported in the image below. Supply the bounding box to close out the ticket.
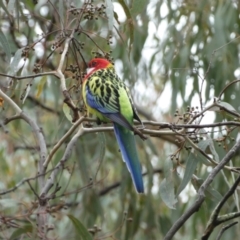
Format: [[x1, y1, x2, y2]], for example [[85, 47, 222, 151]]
[[113, 123, 144, 193]]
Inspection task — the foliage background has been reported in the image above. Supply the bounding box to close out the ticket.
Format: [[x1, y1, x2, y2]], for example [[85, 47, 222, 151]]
[[0, 0, 240, 239]]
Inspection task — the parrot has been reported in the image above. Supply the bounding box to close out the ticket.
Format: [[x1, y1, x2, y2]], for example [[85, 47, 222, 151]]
[[82, 58, 144, 193]]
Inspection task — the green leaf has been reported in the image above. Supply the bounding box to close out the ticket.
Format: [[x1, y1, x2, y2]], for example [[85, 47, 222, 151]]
[[0, 30, 11, 63], [67, 214, 93, 240], [192, 176, 223, 202], [198, 139, 219, 162], [159, 160, 177, 209], [0, 0, 11, 17], [118, 0, 134, 56], [159, 215, 172, 236], [105, 0, 114, 31], [9, 48, 23, 75], [10, 224, 33, 240], [22, 84, 31, 104], [58, 0, 64, 25], [159, 178, 177, 209], [209, 101, 240, 118], [7, 0, 16, 15], [63, 103, 73, 123], [36, 76, 47, 98], [176, 152, 199, 196], [130, 0, 147, 17]]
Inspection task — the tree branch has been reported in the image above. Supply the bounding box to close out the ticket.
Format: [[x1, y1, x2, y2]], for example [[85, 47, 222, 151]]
[[40, 125, 85, 197], [163, 138, 240, 240], [202, 174, 240, 239]]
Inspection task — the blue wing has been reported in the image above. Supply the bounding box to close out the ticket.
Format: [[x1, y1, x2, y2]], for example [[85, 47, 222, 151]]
[[85, 83, 134, 131]]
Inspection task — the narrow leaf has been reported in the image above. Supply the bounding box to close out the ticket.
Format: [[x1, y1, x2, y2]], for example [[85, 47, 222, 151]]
[[63, 103, 73, 123], [159, 160, 178, 209], [209, 101, 240, 118], [9, 48, 23, 75], [130, 0, 147, 17], [159, 178, 177, 209], [67, 214, 93, 240], [0, 0, 11, 17], [58, 0, 64, 24], [208, 139, 219, 162], [10, 224, 33, 240], [22, 84, 31, 104], [7, 0, 15, 15], [0, 30, 11, 63], [105, 0, 114, 31], [118, 0, 134, 56], [176, 152, 199, 196], [218, 102, 236, 112], [198, 138, 219, 162], [36, 76, 47, 98], [192, 177, 223, 202]]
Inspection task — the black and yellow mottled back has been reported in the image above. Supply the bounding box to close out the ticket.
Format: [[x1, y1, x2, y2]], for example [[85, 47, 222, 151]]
[[82, 66, 141, 131]]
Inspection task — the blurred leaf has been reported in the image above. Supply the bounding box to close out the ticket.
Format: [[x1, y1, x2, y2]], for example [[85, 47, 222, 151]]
[[22, 84, 31, 104], [0, 199, 18, 209], [176, 152, 199, 196], [130, 0, 147, 17], [58, 0, 64, 25], [0, 97, 4, 107], [63, 103, 73, 123], [36, 76, 47, 98], [159, 160, 177, 209], [9, 48, 23, 75], [192, 177, 223, 202], [10, 224, 33, 240], [105, 0, 114, 31], [198, 138, 219, 162], [94, 132, 106, 180], [209, 101, 237, 112], [67, 214, 93, 240], [159, 215, 172, 236], [159, 178, 177, 209], [118, 0, 134, 56], [7, 0, 15, 15], [113, 11, 120, 25], [207, 139, 219, 162], [0, 30, 11, 63], [0, 0, 11, 17]]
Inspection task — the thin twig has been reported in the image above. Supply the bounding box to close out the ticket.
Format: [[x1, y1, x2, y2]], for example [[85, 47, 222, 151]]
[[43, 116, 86, 168], [202, 174, 240, 239], [40, 125, 85, 197], [163, 138, 240, 240], [216, 221, 238, 240], [0, 71, 57, 80], [0, 166, 60, 196]]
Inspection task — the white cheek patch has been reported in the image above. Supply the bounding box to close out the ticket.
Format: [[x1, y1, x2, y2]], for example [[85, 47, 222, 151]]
[[87, 67, 95, 74]]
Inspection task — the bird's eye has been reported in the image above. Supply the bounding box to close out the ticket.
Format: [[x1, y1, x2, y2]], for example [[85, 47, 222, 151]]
[[92, 61, 96, 67]]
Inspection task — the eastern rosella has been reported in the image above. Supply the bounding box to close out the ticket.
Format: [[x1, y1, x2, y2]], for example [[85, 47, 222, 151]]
[[82, 58, 144, 193]]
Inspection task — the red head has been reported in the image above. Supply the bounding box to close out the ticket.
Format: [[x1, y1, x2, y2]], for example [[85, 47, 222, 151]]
[[88, 58, 113, 70], [84, 58, 113, 80]]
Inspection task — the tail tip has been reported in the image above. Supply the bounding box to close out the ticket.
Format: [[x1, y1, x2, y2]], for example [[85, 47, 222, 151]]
[[136, 184, 144, 194]]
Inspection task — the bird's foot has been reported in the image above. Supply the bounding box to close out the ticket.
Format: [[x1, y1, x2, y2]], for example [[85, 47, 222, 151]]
[[133, 126, 147, 140]]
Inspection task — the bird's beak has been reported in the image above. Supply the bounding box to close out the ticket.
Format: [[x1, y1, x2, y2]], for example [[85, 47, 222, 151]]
[[86, 67, 94, 74]]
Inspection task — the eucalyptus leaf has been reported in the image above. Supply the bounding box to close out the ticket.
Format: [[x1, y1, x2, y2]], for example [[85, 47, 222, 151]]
[[159, 178, 177, 209], [9, 48, 24, 75], [105, 0, 114, 31], [63, 103, 73, 123], [7, 0, 16, 15], [10, 224, 33, 240], [176, 152, 199, 196], [67, 215, 93, 240], [0, 30, 11, 63]]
